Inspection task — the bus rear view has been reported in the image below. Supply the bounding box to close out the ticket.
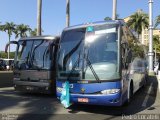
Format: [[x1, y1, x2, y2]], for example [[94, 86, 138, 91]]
[[6, 36, 59, 94]]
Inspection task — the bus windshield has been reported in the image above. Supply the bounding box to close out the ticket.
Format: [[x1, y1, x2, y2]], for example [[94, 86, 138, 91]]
[[58, 24, 120, 81], [16, 39, 53, 70]]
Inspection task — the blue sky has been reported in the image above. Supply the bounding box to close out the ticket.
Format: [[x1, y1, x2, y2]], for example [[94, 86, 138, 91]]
[[0, 0, 160, 51]]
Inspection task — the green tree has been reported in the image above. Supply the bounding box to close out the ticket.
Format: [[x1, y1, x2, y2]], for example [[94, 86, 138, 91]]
[[104, 14, 120, 21], [30, 28, 37, 37], [127, 11, 149, 40], [0, 22, 4, 32], [154, 15, 160, 28], [1, 22, 16, 59], [15, 24, 31, 38], [104, 17, 112, 21], [153, 35, 160, 55], [30, 28, 44, 37], [0, 52, 15, 59]]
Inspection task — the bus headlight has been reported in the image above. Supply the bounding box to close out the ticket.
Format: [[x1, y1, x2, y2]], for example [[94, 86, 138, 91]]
[[101, 89, 120, 95], [56, 87, 63, 93]]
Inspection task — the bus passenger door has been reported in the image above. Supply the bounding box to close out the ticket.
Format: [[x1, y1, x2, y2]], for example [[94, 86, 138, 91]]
[[131, 59, 143, 92], [138, 60, 146, 87], [121, 43, 130, 97]]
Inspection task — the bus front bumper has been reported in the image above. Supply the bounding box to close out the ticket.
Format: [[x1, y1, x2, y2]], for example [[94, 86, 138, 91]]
[[13, 80, 53, 94], [57, 92, 122, 106]]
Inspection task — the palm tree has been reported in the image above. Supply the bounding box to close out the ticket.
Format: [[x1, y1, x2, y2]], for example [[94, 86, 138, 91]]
[[127, 11, 149, 40], [154, 15, 160, 28], [30, 28, 44, 37], [104, 14, 120, 21], [30, 28, 37, 37], [153, 35, 160, 57], [66, 0, 70, 27], [112, 0, 117, 20], [37, 0, 42, 36], [15, 24, 31, 38], [153, 35, 160, 49], [0, 22, 3, 31], [104, 17, 112, 21], [1, 22, 16, 59]]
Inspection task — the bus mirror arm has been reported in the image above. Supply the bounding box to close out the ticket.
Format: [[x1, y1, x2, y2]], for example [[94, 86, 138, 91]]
[[5, 43, 9, 53], [49, 43, 56, 60], [5, 41, 18, 53]]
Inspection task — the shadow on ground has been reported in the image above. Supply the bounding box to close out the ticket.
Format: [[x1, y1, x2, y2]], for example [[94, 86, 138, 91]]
[[0, 71, 13, 88], [0, 91, 59, 120], [0, 76, 158, 120], [67, 76, 158, 116]]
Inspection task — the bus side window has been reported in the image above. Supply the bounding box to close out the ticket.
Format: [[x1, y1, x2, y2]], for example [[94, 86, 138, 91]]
[[121, 43, 129, 69], [121, 26, 126, 69], [124, 46, 132, 69]]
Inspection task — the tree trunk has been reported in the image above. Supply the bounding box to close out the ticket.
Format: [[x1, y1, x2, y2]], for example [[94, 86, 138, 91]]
[[66, 0, 70, 27], [37, 0, 42, 36], [8, 35, 10, 59], [112, 0, 117, 20]]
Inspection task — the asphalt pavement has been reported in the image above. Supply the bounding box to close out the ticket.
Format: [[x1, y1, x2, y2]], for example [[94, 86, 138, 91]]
[[0, 75, 160, 120], [0, 71, 13, 88]]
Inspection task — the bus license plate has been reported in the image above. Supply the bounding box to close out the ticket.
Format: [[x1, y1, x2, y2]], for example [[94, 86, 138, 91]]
[[26, 86, 34, 90], [78, 98, 89, 103]]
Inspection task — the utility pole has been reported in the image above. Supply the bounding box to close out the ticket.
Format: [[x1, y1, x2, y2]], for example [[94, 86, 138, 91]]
[[66, 0, 70, 27], [148, 0, 154, 75], [37, 0, 42, 36], [112, 0, 117, 20]]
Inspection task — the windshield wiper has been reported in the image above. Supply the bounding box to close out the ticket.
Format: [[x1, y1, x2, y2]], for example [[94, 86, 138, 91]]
[[83, 50, 101, 83], [66, 51, 81, 81], [66, 50, 101, 83], [63, 37, 83, 71], [85, 57, 101, 83]]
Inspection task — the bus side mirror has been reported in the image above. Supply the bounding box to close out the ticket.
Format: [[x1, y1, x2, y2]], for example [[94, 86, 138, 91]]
[[5, 41, 18, 53]]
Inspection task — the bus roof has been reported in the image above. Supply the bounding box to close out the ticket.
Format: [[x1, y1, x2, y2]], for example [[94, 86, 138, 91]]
[[19, 35, 60, 41], [64, 20, 124, 31]]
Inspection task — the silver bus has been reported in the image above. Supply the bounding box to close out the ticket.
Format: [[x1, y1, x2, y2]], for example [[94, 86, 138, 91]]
[[6, 36, 60, 94]]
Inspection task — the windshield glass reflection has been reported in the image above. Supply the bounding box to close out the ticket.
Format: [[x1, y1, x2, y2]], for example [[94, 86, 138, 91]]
[[58, 24, 120, 81], [16, 39, 53, 70]]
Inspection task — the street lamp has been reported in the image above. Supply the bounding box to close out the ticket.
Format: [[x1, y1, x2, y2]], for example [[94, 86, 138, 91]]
[[148, 0, 154, 75]]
